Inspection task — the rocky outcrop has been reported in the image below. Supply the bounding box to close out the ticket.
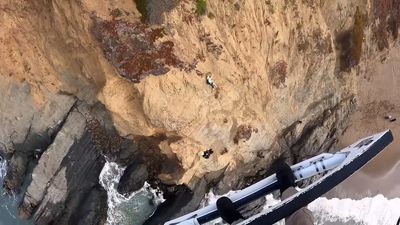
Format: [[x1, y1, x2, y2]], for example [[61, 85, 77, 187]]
[[0, 77, 77, 194], [18, 109, 107, 225], [0, 76, 129, 225], [144, 179, 208, 225], [69, 184, 108, 225], [117, 160, 149, 195]]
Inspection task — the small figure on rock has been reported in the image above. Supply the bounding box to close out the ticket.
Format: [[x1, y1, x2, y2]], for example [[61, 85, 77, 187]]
[[351, 97, 357, 105], [33, 149, 42, 159], [206, 75, 217, 89], [384, 115, 396, 122], [202, 148, 214, 159]]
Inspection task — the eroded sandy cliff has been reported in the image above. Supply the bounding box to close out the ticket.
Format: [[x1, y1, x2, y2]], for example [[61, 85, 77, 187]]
[[0, 0, 399, 224]]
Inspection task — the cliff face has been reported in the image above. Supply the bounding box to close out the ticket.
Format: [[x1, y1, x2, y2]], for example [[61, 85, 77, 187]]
[[0, 0, 399, 224]]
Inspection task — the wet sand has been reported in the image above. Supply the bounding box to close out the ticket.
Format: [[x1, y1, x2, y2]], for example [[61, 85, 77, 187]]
[[327, 47, 400, 199]]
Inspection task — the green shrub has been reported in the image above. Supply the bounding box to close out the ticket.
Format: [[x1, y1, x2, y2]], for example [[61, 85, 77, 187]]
[[196, 0, 207, 16]]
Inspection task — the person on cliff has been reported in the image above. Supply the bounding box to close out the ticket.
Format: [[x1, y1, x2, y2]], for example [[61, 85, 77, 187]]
[[202, 149, 214, 159], [216, 160, 314, 225], [206, 75, 217, 89]]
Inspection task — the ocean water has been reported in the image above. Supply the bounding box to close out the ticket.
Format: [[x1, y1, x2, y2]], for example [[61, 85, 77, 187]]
[[309, 196, 400, 225], [0, 159, 33, 225], [99, 161, 164, 225]]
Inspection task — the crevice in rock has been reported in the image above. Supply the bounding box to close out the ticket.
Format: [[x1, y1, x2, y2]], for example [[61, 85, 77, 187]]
[[281, 95, 355, 164], [21, 115, 35, 146]]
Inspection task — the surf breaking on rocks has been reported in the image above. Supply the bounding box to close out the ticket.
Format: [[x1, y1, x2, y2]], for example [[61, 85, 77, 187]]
[[99, 161, 165, 225]]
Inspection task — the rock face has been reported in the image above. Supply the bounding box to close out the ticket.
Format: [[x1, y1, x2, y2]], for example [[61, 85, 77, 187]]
[[0, 0, 399, 224], [88, 0, 398, 192], [117, 160, 149, 195], [144, 179, 208, 225], [18, 109, 107, 225], [0, 77, 77, 194]]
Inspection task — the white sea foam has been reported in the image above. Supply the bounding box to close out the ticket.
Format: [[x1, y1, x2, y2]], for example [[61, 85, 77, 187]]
[[0, 159, 7, 179], [200, 189, 284, 225], [309, 196, 400, 225], [99, 161, 165, 225], [199, 187, 400, 225], [0, 159, 33, 225], [200, 189, 239, 225]]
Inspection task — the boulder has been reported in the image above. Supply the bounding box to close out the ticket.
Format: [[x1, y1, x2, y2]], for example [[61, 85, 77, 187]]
[[117, 160, 149, 195], [144, 179, 207, 225]]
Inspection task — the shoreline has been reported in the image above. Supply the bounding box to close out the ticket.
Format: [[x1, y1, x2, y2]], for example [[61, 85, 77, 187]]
[[327, 46, 400, 200]]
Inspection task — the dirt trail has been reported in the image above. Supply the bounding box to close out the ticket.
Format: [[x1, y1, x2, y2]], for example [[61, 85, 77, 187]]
[[328, 46, 400, 199]]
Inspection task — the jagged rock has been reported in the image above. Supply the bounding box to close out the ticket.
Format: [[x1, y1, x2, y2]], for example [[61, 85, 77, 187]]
[[144, 178, 208, 225], [0, 78, 76, 194], [240, 197, 267, 219], [63, 184, 108, 225], [117, 160, 149, 195], [18, 110, 107, 225]]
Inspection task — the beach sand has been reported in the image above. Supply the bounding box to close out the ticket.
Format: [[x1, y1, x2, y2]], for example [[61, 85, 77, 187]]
[[327, 46, 400, 199]]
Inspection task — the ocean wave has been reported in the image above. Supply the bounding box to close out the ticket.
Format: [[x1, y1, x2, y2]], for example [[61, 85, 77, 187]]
[[0, 159, 7, 180], [0, 159, 33, 225], [99, 161, 164, 225], [309, 195, 400, 225], [199, 188, 400, 225]]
